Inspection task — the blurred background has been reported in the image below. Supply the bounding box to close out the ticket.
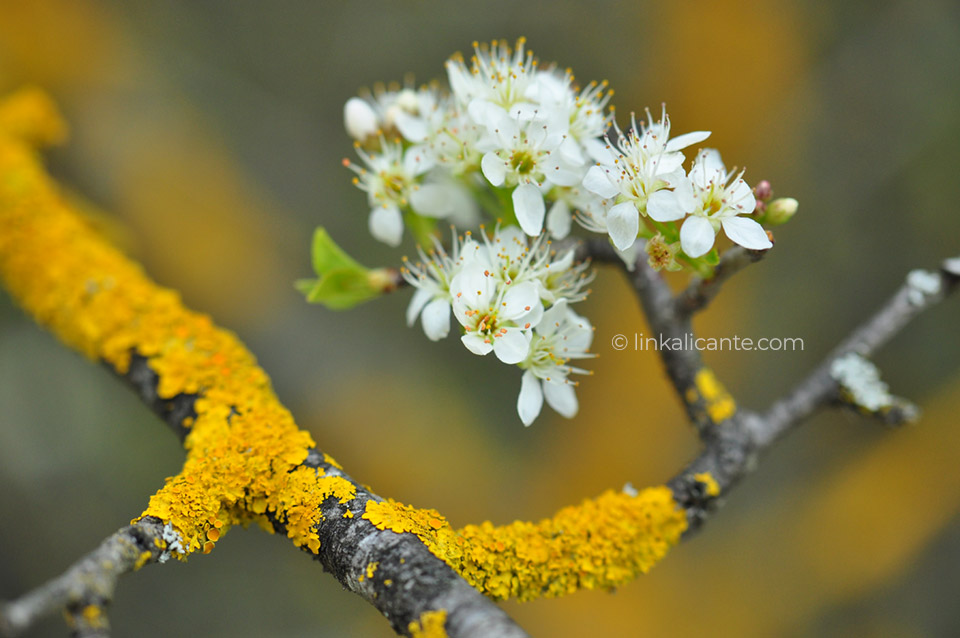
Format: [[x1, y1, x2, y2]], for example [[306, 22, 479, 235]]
[[1, 1, 959, 636]]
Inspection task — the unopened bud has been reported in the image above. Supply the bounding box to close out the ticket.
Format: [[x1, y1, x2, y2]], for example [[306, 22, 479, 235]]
[[763, 197, 798, 226], [344, 97, 379, 140], [753, 180, 773, 202]]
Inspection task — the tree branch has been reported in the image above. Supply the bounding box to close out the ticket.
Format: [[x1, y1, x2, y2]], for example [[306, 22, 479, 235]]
[[0, 519, 167, 638], [669, 258, 960, 529]]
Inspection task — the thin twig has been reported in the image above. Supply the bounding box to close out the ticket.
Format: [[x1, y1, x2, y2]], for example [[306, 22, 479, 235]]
[[668, 257, 960, 530], [0, 519, 167, 638]]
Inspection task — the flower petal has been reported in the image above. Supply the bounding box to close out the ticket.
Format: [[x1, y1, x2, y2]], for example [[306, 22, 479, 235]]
[[501, 282, 541, 320], [517, 371, 544, 426], [512, 183, 546, 236], [421, 298, 451, 341], [461, 333, 493, 356], [406, 288, 432, 327], [538, 299, 568, 337], [721, 217, 773, 250], [481, 152, 506, 186], [679, 215, 717, 258], [606, 201, 640, 251], [394, 111, 428, 142], [582, 165, 620, 198], [543, 380, 578, 418], [369, 206, 403, 247], [691, 149, 725, 189], [494, 328, 531, 364], [665, 130, 711, 152], [410, 183, 455, 218], [647, 189, 687, 222], [546, 199, 572, 239]]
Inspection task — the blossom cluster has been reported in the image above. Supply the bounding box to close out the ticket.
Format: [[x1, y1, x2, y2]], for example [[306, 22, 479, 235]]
[[402, 226, 593, 425], [335, 39, 788, 425]]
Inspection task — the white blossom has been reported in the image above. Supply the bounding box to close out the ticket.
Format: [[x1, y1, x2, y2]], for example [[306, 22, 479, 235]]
[[648, 149, 771, 258], [450, 258, 543, 364], [517, 300, 594, 425], [343, 139, 436, 246], [582, 108, 709, 250]]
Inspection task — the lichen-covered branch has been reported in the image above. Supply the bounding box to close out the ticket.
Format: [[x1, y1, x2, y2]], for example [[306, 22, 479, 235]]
[[0, 519, 167, 638], [753, 260, 960, 448]]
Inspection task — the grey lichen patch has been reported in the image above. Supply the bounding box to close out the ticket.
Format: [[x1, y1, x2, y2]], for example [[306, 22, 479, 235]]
[[906, 269, 941, 307], [158, 522, 185, 563], [830, 353, 919, 424], [830, 353, 894, 411]]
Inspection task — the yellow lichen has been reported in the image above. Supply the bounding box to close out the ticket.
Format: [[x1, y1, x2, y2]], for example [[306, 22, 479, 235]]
[[0, 88, 689, 604], [133, 550, 153, 571], [694, 472, 721, 497], [80, 605, 104, 628], [366, 562, 379, 579], [364, 487, 687, 601], [694, 368, 737, 422], [408, 609, 447, 638]]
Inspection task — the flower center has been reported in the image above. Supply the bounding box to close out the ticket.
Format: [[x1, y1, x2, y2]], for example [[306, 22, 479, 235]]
[[511, 150, 536, 174]]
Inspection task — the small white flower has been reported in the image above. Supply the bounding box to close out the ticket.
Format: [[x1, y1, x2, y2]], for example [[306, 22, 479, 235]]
[[475, 225, 591, 304], [582, 108, 709, 251], [446, 38, 538, 125], [401, 230, 477, 341], [450, 256, 543, 364], [525, 70, 613, 158], [478, 114, 583, 236], [649, 149, 771, 258], [517, 300, 594, 425], [344, 139, 437, 246]]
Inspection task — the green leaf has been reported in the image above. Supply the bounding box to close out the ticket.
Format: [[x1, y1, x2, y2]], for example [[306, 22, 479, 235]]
[[299, 269, 383, 310], [311, 227, 365, 275], [301, 227, 386, 310]]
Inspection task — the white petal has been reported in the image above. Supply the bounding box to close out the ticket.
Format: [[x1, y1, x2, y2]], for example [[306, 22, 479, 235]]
[[582, 165, 620, 198], [481, 152, 506, 186], [546, 199, 572, 239], [539, 299, 569, 337], [410, 183, 455, 218], [692, 149, 726, 189], [501, 282, 541, 320], [646, 190, 688, 222], [406, 288, 432, 327], [547, 164, 583, 187], [512, 184, 546, 236], [494, 328, 531, 364], [517, 371, 544, 426], [665, 130, 711, 152], [721, 217, 772, 250], [461, 333, 493, 356], [369, 206, 403, 247], [421, 298, 451, 341], [726, 179, 756, 214], [583, 138, 615, 164], [403, 145, 434, 175], [394, 111, 429, 142], [679, 215, 717, 258], [344, 98, 378, 140], [543, 380, 578, 418], [606, 202, 640, 251]]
